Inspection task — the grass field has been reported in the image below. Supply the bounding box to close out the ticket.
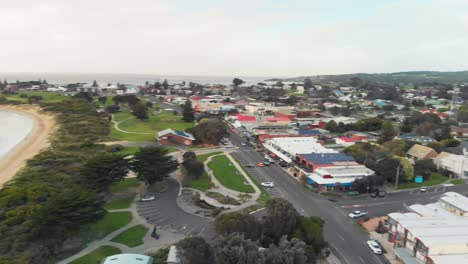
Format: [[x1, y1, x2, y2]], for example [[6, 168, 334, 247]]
[[110, 178, 140, 193], [398, 173, 449, 189], [81, 212, 132, 241], [104, 197, 134, 210], [183, 152, 222, 192], [111, 225, 149, 247], [111, 111, 193, 142], [197, 152, 223, 162], [207, 155, 255, 193], [450, 179, 465, 185], [2, 91, 69, 103], [70, 246, 121, 264]]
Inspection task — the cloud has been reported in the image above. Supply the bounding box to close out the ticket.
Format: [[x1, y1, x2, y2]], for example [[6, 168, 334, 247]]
[[0, 0, 467, 76]]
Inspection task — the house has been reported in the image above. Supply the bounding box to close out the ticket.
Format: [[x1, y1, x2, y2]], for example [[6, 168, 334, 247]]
[[406, 144, 438, 164], [295, 153, 356, 172], [101, 254, 153, 264], [396, 133, 437, 145], [306, 165, 374, 191], [157, 129, 195, 146], [335, 137, 356, 147], [437, 153, 468, 178]]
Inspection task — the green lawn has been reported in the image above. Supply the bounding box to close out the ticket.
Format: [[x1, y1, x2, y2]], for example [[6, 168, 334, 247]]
[[450, 179, 465, 185], [104, 197, 134, 210], [111, 224, 149, 247], [81, 212, 132, 241], [233, 156, 270, 204], [197, 152, 223, 162], [185, 171, 215, 192], [110, 178, 140, 193], [3, 91, 69, 103], [398, 173, 449, 189], [70, 246, 121, 264], [207, 155, 255, 193], [111, 111, 194, 142]]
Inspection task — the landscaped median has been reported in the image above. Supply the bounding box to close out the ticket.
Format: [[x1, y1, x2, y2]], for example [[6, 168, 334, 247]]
[[207, 155, 255, 193]]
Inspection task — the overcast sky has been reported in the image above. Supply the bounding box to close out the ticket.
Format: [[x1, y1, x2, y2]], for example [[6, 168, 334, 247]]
[[1, 0, 468, 77]]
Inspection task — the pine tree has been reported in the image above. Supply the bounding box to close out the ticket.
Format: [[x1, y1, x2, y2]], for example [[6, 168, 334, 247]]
[[182, 100, 195, 122]]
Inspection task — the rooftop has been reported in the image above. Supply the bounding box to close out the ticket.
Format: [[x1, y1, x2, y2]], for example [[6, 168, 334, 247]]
[[266, 137, 335, 156], [101, 254, 153, 264], [297, 153, 355, 165], [314, 165, 374, 178]]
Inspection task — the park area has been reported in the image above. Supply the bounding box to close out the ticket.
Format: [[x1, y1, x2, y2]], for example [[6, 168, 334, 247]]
[[111, 110, 194, 142], [70, 246, 121, 264], [398, 173, 449, 189], [207, 155, 255, 193]]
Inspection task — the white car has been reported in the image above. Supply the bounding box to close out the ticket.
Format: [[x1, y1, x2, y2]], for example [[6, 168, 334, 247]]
[[420, 186, 427, 192], [366, 240, 382, 254], [140, 195, 156, 202], [261, 182, 274, 188], [348, 210, 367, 218], [240, 142, 247, 146]]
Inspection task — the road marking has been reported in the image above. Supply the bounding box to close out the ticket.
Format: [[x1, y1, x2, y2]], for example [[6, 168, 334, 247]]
[[373, 255, 385, 264], [358, 256, 365, 263], [337, 233, 345, 241]]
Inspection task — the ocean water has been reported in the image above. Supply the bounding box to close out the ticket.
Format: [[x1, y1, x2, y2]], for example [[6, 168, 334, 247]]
[[0, 111, 34, 158], [0, 73, 277, 86]]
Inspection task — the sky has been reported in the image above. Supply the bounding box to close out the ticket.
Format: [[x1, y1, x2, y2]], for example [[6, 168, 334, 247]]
[[1, 0, 468, 77]]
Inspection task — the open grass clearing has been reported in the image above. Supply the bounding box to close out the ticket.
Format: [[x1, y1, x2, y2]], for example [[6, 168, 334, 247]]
[[111, 224, 149, 248], [70, 246, 121, 264], [207, 155, 255, 193], [81, 212, 132, 241], [3, 91, 69, 103], [197, 151, 223, 162], [450, 179, 465, 185], [398, 173, 449, 189], [184, 171, 215, 192], [110, 178, 140, 193], [104, 197, 134, 210]]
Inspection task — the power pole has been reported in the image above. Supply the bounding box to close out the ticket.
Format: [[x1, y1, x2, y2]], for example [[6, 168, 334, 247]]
[[394, 165, 401, 190]]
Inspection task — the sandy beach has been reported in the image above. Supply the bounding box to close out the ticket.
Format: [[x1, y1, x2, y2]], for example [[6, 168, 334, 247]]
[[0, 105, 55, 187]]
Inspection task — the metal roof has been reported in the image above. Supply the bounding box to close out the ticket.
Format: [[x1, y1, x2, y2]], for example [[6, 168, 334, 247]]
[[297, 153, 354, 165]]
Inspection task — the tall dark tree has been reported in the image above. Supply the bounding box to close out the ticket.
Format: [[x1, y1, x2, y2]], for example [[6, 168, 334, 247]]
[[182, 151, 204, 179], [303, 78, 313, 90], [262, 198, 300, 246], [133, 101, 148, 120], [131, 147, 179, 185], [162, 79, 169, 90], [98, 96, 107, 105], [182, 100, 195, 122], [92, 80, 98, 87], [192, 120, 228, 145], [215, 212, 262, 240], [378, 121, 395, 143], [177, 236, 214, 264], [263, 236, 308, 264], [81, 154, 130, 191], [154, 81, 162, 89], [214, 233, 264, 264], [232, 78, 245, 87]]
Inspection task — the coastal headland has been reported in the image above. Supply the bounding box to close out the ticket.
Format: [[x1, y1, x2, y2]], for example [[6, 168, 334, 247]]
[[0, 105, 55, 187]]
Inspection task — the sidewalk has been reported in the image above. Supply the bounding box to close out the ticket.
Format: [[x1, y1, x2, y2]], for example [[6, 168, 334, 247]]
[[369, 232, 403, 264]]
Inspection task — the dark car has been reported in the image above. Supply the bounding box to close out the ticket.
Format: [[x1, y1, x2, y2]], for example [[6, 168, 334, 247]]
[[370, 192, 378, 198]]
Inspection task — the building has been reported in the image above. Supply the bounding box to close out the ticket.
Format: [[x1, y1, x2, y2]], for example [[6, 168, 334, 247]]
[[263, 137, 335, 163], [406, 144, 438, 164], [157, 129, 195, 146], [101, 254, 153, 264], [396, 133, 437, 145], [295, 153, 356, 172], [335, 137, 356, 147], [387, 192, 468, 264], [306, 165, 374, 190], [436, 152, 468, 178]]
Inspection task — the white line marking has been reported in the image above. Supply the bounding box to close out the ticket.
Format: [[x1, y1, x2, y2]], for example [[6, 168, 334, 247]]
[[337, 233, 345, 241], [358, 256, 365, 263]]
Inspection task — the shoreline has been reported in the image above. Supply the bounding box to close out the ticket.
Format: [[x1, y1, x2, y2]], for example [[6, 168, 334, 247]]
[[0, 105, 55, 187]]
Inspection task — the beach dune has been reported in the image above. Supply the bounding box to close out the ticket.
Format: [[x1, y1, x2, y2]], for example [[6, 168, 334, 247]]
[[0, 105, 55, 187]]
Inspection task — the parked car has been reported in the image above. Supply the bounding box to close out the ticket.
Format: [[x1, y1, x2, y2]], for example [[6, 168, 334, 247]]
[[261, 181, 274, 188], [240, 142, 247, 146], [140, 194, 156, 202], [420, 186, 427, 192], [366, 240, 382, 254], [378, 191, 387, 197], [244, 164, 255, 168], [258, 162, 265, 167], [263, 160, 271, 166], [348, 210, 367, 218]]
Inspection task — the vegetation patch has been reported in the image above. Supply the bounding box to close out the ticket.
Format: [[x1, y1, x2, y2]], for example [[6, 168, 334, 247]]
[[398, 173, 448, 189], [111, 224, 149, 247], [104, 197, 134, 210], [110, 178, 140, 193], [70, 246, 121, 264], [206, 191, 241, 205], [450, 179, 465, 185], [197, 151, 223, 162], [184, 171, 215, 192], [319, 192, 342, 198], [207, 155, 255, 193], [81, 212, 132, 240]]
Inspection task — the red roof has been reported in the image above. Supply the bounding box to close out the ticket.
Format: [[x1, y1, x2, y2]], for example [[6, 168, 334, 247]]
[[235, 114, 257, 122], [338, 137, 356, 142], [265, 117, 291, 122]]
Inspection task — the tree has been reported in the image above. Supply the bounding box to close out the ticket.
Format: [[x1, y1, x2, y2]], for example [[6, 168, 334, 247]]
[[262, 198, 300, 246], [182, 151, 204, 179], [232, 78, 245, 87], [177, 236, 213, 264], [182, 100, 195, 122], [329, 106, 340, 116], [162, 79, 169, 90], [131, 147, 179, 185], [340, 107, 352, 117], [378, 121, 395, 143], [400, 118, 413, 133], [263, 236, 308, 264], [324, 120, 337, 132], [414, 160, 437, 180], [290, 83, 297, 91], [192, 120, 228, 145], [98, 96, 107, 105], [154, 81, 162, 89], [92, 80, 98, 87], [133, 101, 148, 120], [215, 212, 261, 240], [81, 154, 130, 191], [214, 233, 263, 264], [146, 101, 153, 108], [303, 78, 313, 90], [293, 216, 326, 253], [105, 105, 120, 113], [275, 81, 284, 88]]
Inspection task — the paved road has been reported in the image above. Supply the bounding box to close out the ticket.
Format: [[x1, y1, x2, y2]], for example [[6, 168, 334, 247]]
[[229, 131, 388, 264], [136, 178, 215, 239]]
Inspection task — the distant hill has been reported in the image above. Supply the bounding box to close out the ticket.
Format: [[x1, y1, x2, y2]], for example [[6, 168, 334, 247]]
[[267, 71, 468, 84]]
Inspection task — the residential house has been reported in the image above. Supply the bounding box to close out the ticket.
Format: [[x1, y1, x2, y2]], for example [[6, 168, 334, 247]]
[[406, 144, 438, 164]]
